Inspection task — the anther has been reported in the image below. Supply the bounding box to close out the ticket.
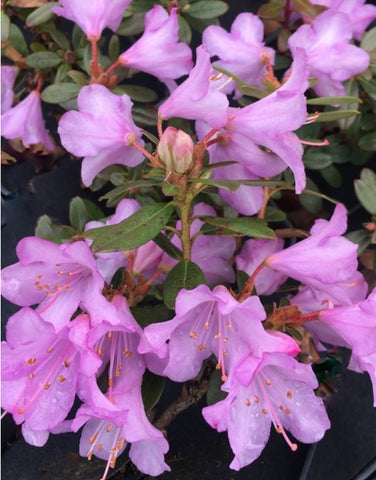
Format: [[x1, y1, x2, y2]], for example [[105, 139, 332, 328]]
[[286, 391, 292, 399], [26, 358, 37, 366], [57, 375, 66, 383], [245, 398, 251, 406], [189, 331, 197, 339], [44, 382, 51, 390], [262, 408, 268, 415]]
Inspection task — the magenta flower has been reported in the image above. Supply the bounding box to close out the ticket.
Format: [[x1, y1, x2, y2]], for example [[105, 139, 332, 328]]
[[141, 284, 299, 385], [203, 12, 275, 96], [52, 0, 131, 40], [58, 84, 144, 186], [202, 47, 309, 193], [306, 289, 376, 404], [1, 308, 94, 446], [203, 352, 330, 470], [72, 295, 170, 477], [1, 90, 54, 150], [311, 0, 376, 40], [1, 66, 18, 113], [119, 6, 192, 84], [288, 10, 370, 97], [265, 204, 360, 300], [236, 238, 288, 295], [1, 237, 118, 329], [158, 45, 229, 129]]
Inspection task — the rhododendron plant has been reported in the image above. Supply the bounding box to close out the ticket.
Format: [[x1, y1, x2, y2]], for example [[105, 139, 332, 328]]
[[2, 1, 376, 479]]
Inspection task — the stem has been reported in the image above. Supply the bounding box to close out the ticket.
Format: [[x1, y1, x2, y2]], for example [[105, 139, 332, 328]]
[[131, 138, 156, 164], [284, 0, 291, 30], [104, 59, 121, 77], [153, 363, 214, 431], [238, 261, 265, 301], [178, 194, 193, 261], [157, 117, 163, 139], [257, 185, 270, 220]]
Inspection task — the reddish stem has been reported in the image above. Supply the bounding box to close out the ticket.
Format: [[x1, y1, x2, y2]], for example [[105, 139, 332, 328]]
[[157, 117, 163, 139], [284, 0, 291, 30], [131, 139, 156, 164], [238, 261, 265, 301], [105, 59, 121, 77]]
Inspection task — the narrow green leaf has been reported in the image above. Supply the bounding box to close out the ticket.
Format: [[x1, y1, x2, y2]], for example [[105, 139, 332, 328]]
[[1, 12, 10, 42], [163, 261, 205, 309], [35, 215, 76, 243], [359, 78, 376, 101], [141, 371, 166, 412], [178, 13, 192, 44], [108, 34, 120, 61], [116, 12, 145, 36], [183, 1, 229, 19], [264, 206, 287, 222], [207, 369, 228, 405], [199, 216, 275, 238], [320, 164, 342, 188], [358, 132, 376, 152], [346, 229, 371, 255], [131, 304, 172, 328], [81, 199, 105, 221], [304, 150, 332, 170], [67, 70, 90, 86], [191, 178, 287, 191], [99, 179, 161, 207], [132, 104, 158, 126], [26, 51, 62, 69], [361, 26, 376, 55], [315, 109, 359, 122], [307, 96, 362, 105], [112, 84, 158, 103], [41, 83, 80, 103], [9, 24, 28, 56], [87, 202, 174, 253], [153, 233, 183, 261], [69, 196, 89, 232], [258, 1, 283, 18], [299, 178, 323, 214], [354, 168, 376, 215], [26, 3, 59, 27], [49, 29, 70, 50]]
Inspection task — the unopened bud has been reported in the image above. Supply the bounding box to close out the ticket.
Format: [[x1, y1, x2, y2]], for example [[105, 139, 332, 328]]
[[157, 127, 193, 174]]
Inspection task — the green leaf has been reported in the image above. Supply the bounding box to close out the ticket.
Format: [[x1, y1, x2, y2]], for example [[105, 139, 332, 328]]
[[207, 368, 228, 405], [99, 179, 161, 207], [361, 26, 376, 55], [358, 132, 376, 152], [264, 206, 287, 222], [191, 178, 286, 191], [54, 63, 71, 83], [35, 215, 76, 243], [82, 198, 105, 221], [49, 29, 70, 50], [346, 229, 371, 255], [132, 104, 158, 126], [69, 196, 89, 232], [199, 216, 275, 238], [303, 150, 332, 170], [292, 0, 325, 17], [1, 12, 10, 42], [108, 34, 120, 61], [9, 23, 28, 56], [354, 168, 376, 215], [141, 370, 166, 412], [359, 77, 376, 101], [299, 178, 323, 214], [112, 84, 157, 103], [306, 96, 362, 105], [26, 51, 62, 69], [131, 304, 172, 328], [257, 1, 284, 18], [25, 2, 59, 27], [116, 11, 145, 36], [67, 70, 90, 86], [163, 260, 205, 309], [87, 202, 174, 253], [153, 233, 183, 261], [183, 1, 229, 19], [315, 109, 359, 122], [178, 13, 192, 44], [41, 83, 80, 103], [320, 164, 342, 188]]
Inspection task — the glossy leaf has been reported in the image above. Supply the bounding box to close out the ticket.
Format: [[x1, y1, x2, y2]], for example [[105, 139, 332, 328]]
[[163, 260, 205, 309], [304, 150, 332, 170], [306, 96, 362, 105], [141, 370, 166, 412], [199, 216, 275, 238], [87, 202, 174, 252], [315, 109, 359, 123], [153, 233, 183, 261], [35, 215, 76, 243], [69, 196, 89, 232]]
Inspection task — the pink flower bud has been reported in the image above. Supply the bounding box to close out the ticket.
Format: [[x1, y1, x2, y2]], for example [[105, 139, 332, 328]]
[[157, 127, 194, 174]]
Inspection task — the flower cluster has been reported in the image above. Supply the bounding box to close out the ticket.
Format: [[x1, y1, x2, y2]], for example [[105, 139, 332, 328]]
[[2, 0, 376, 478]]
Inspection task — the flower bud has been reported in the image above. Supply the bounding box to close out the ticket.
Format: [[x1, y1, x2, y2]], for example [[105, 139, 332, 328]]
[[157, 126, 194, 174]]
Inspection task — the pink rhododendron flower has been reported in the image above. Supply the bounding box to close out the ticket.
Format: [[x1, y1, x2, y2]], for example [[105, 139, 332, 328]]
[[160, 203, 236, 285], [305, 289, 376, 404], [141, 284, 298, 386], [236, 238, 288, 295], [311, 0, 376, 40], [52, 0, 132, 40], [203, 12, 275, 97], [1, 90, 54, 150], [203, 352, 330, 470], [288, 10, 370, 97], [265, 204, 362, 303], [72, 295, 170, 478], [1, 237, 118, 329], [119, 6, 192, 84], [200, 47, 309, 194], [58, 84, 144, 186], [1, 308, 95, 446], [158, 45, 229, 129], [1, 65, 18, 113]]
